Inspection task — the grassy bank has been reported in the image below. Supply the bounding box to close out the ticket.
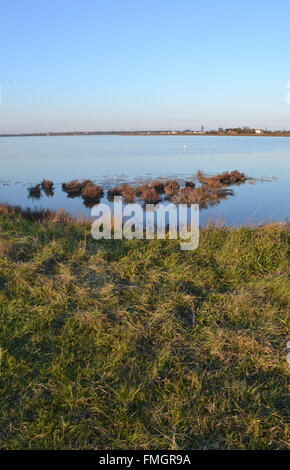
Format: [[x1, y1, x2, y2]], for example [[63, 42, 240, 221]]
[[0, 211, 289, 449]]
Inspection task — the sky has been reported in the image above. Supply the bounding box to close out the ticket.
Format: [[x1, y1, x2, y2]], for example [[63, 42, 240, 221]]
[[1, 0, 290, 133]]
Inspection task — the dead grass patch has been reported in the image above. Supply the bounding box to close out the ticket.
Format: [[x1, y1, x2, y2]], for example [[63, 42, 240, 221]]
[[171, 185, 234, 207], [164, 180, 180, 196], [81, 183, 104, 201], [197, 170, 246, 187]]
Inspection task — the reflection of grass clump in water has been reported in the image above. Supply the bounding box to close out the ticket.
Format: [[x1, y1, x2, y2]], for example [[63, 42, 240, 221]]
[[197, 170, 246, 187], [171, 185, 234, 208], [28, 184, 41, 199], [82, 199, 100, 208], [107, 187, 122, 201], [135, 184, 150, 197], [62, 180, 82, 196]]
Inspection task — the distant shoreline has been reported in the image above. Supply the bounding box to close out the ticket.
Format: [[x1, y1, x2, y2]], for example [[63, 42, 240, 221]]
[[1, 131, 290, 138]]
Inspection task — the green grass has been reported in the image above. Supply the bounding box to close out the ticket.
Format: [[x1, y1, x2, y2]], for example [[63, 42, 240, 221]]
[[0, 213, 289, 449]]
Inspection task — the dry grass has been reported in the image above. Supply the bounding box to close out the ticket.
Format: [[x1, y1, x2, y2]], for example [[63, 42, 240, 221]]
[[62, 179, 92, 197], [41, 179, 54, 190], [197, 170, 246, 187], [81, 183, 104, 201], [164, 180, 180, 196], [120, 184, 136, 202], [0, 203, 82, 224], [43, 188, 54, 197], [171, 186, 234, 208], [150, 181, 165, 193], [135, 184, 161, 203], [139, 187, 161, 203], [0, 208, 289, 450]]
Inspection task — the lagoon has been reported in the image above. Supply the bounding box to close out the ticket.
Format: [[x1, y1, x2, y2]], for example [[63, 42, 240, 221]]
[[0, 135, 289, 227]]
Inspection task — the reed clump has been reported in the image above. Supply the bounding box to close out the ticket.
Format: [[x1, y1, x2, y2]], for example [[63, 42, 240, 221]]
[[0, 202, 80, 224], [164, 180, 180, 196], [62, 180, 82, 196], [120, 184, 135, 202], [28, 184, 41, 199], [107, 187, 122, 201], [41, 179, 54, 190], [0, 207, 288, 450], [172, 185, 234, 208], [43, 188, 54, 197], [82, 199, 99, 208], [62, 179, 92, 197], [197, 170, 246, 187], [135, 184, 150, 197], [140, 187, 161, 203], [81, 183, 104, 201], [150, 181, 165, 193]]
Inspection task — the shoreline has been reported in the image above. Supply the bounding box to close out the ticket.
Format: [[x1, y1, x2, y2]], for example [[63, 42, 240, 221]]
[[0, 202, 288, 230], [1, 132, 290, 138]]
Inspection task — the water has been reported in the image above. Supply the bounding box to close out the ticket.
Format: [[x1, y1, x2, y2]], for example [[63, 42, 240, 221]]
[[0, 135, 289, 227]]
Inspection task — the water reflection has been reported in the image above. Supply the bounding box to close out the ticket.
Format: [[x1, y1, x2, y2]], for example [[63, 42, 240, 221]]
[[28, 184, 42, 199]]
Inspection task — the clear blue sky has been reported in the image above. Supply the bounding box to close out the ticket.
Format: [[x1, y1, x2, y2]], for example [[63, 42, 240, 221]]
[[1, 0, 290, 132]]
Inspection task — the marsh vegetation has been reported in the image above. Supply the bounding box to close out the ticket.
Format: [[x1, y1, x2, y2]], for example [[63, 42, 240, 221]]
[[0, 208, 288, 449], [53, 170, 247, 209]]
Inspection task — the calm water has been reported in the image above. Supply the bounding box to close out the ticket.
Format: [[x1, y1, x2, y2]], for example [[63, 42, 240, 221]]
[[0, 135, 289, 227]]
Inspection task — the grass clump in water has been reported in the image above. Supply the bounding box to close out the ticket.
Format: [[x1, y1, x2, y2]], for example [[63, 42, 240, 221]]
[[41, 179, 54, 190], [27, 184, 41, 199], [139, 186, 161, 203], [164, 179, 180, 196], [197, 170, 246, 187], [107, 187, 122, 201], [120, 184, 136, 202], [81, 183, 104, 202], [172, 185, 234, 207], [62, 179, 92, 197], [41, 179, 54, 197]]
